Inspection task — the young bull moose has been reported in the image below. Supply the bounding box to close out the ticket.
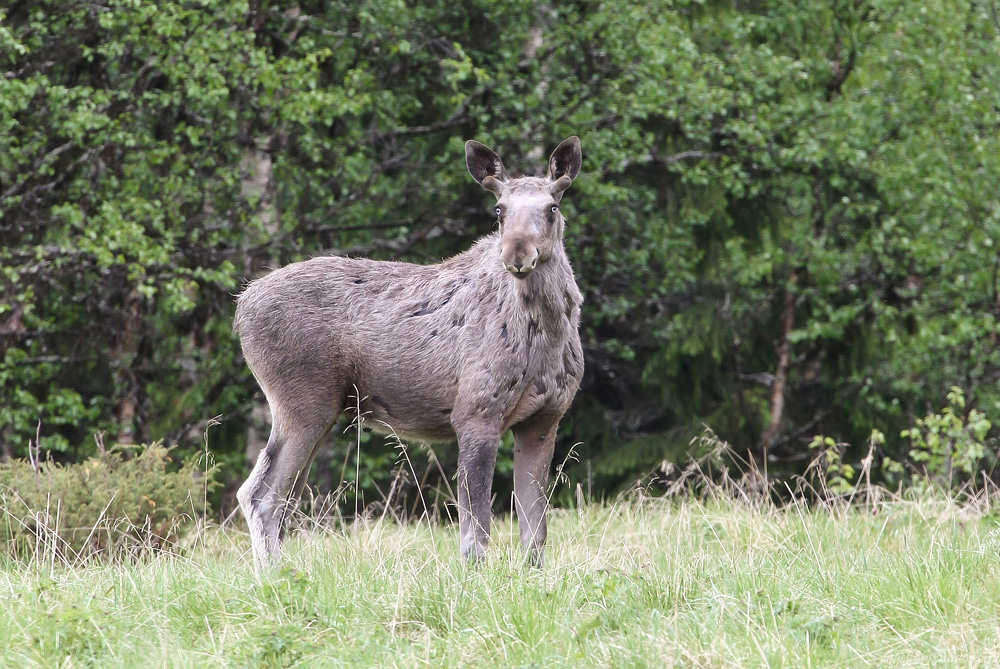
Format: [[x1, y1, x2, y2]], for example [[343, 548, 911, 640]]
[[234, 137, 584, 569]]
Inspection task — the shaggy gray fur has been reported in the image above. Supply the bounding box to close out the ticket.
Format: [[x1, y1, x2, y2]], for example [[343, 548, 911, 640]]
[[234, 137, 584, 569]]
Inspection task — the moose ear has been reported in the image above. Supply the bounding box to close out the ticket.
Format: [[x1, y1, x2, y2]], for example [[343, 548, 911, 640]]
[[466, 140, 509, 195], [546, 136, 582, 184]]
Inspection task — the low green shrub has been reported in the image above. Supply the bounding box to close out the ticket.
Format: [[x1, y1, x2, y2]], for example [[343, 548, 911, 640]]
[[902, 386, 994, 490], [0, 441, 216, 561]]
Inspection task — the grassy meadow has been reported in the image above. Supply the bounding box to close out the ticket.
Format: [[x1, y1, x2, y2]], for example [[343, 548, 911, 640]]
[[2, 491, 1000, 668]]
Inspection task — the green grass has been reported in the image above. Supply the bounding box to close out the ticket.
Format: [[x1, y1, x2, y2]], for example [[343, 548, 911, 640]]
[[2, 495, 1000, 667]]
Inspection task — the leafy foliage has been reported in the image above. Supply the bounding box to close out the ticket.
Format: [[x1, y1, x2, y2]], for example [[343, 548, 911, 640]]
[[0, 442, 216, 560], [902, 387, 994, 489], [808, 435, 858, 497], [1, 0, 999, 504]]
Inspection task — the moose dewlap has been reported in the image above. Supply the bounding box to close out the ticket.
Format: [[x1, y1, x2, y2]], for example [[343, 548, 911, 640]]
[[234, 137, 584, 569]]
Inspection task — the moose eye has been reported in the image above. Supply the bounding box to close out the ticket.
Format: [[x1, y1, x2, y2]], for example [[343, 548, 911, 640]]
[[495, 207, 502, 217], [551, 205, 559, 213]]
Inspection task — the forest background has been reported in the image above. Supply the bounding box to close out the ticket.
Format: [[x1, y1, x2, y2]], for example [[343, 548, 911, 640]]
[[2, 0, 999, 514]]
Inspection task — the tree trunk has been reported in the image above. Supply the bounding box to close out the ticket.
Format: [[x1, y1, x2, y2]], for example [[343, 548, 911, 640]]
[[113, 289, 144, 445], [240, 139, 279, 466], [0, 306, 25, 461], [0, 425, 13, 463], [759, 273, 797, 454]]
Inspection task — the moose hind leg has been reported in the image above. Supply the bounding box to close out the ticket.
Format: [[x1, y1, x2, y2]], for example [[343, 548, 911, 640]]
[[512, 419, 558, 566], [237, 411, 336, 571]]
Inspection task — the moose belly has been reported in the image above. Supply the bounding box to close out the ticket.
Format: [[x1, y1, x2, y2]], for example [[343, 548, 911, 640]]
[[353, 383, 458, 443]]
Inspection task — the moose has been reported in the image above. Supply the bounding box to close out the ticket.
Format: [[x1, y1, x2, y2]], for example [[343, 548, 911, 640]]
[[234, 137, 585, 569]]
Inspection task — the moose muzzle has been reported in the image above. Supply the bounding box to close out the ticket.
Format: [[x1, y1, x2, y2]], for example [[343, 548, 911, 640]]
[[501, 238, 540, 278]]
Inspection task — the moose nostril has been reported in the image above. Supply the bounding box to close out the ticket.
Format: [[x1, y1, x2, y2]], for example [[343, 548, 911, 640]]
[[506, 261, 532, 278]]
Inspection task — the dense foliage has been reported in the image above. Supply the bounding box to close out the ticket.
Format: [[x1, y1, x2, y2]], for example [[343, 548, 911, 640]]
[[0, 441, 215, 559], [2, 0, 999, 506]]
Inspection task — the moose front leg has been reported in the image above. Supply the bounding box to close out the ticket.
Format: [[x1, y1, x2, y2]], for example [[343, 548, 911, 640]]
[[454, 421, 501, 562], [512, 417, 559, 566]]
